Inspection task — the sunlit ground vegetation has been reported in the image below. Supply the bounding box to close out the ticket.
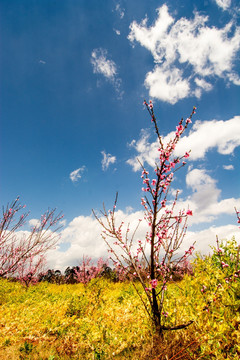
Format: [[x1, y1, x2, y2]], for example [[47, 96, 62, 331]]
[[0, 238, 240, 360]]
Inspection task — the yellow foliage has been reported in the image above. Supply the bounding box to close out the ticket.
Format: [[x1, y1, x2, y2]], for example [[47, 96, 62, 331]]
[[0, 263, 240, 359]]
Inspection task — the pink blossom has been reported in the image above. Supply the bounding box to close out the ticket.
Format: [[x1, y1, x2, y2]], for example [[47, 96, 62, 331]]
[[221, 261, 229, 268], [161, 200, 166, 208], [186, 210, 193, 216], [150, 279, 158, 289], [184, 152, 190, 158]]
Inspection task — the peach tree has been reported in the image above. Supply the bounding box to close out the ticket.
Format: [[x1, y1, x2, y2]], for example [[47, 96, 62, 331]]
[[93, 101, 196, 337]]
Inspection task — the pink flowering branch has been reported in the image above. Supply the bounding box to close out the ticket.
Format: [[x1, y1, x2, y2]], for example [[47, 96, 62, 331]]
[[0, 197, 63, 278], [93, 101, 196, 337], [235, 207, 240, 227]]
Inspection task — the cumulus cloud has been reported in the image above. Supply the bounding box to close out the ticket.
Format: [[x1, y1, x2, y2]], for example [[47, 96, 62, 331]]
[[215, 0, 231, 10], [194, 77, 213, 98], [176, 168, 240, 225], [127, 116, 240, 170], [175, 116, 240, 160], [46, 209, 145, 270], [145, 65, 190, 104], [184, 224, 238, 255], [69, 166, 86, 183], [29, 219, 41, 228], [127, 129, 159, 171], [101, 150, 116, 171], [91, 48, 124, 98], [128, 4, 240, 103]]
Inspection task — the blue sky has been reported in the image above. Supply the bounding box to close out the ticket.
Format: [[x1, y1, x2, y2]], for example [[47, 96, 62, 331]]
[[1, 0, 240, 269]]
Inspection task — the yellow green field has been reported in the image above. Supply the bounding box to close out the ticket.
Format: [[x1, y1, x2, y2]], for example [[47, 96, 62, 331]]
[[0, 257, 240, 359]]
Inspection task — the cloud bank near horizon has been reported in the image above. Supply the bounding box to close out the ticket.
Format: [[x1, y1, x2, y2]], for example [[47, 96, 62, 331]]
[[46, 165, 239, 270]]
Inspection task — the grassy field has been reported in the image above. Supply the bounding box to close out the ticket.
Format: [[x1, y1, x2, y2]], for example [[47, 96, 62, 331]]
[[0, 256, 240, 359]]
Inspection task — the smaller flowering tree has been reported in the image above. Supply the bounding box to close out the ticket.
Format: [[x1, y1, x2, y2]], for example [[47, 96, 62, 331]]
[[16, 254, 46, 288], [211, 208, 240, 284], [93, 101, 196, 337], [0, 197, 63, 279], [196, 209, 240, 316], [72, 256, 106, 285]]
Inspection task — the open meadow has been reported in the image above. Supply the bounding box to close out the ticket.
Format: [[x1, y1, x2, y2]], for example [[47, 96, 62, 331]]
[[0, 249, 240, 360]]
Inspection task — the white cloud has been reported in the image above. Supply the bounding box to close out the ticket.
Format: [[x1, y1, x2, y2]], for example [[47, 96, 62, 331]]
[[46, 215, 105, 270], [128, 5, 240, 103], [184, 224, 238, 255], [223, 164, 234, 170], [69, 166, 85, 183], [127, 116, 240, 170], [127, 129, 159, 171], [194, 77, 213, 98], [101, 150, 116, 171], [227, 72, 240, 85], [176, 168, 240, 225], [91, 48, 124, 98], [29, 219, 41, 228], [114, 29, 121, 36], [215, 0, 231, 10], [175, 116, 240, 160], [145, 65, 190, 104], [46, 209, 145, 270], [59, 219, 67, 227], [185, 168, 221, 218], [128, 5, 174, 60]]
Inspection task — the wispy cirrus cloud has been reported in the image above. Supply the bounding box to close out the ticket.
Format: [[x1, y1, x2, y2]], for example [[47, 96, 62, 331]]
[[101, 150, 116, 171], [115, 3, 125, 19], [69, 166, 86, 183], [91, 48, 117, 80], [128, 4, 240, 104], [91, 48, 124, 98]]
